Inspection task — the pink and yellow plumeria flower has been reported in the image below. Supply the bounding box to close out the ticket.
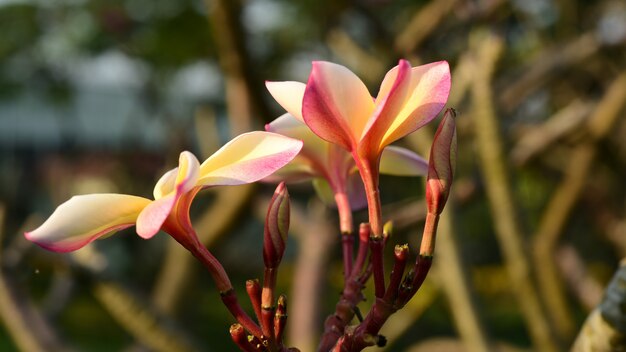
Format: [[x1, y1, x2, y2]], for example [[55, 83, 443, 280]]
[[25, 132, 303, 254], [265, 81, 429, 233], [299, 59, 450, 235]]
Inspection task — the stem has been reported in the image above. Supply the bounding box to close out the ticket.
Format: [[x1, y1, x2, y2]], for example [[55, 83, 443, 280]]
[[262, 268, 277, 309], [318, 277, 366, 352], [351, 223, 371, 278], [383, 245, 409, 303], [409, 255, 433, 298], [342, 234, 354, 282], [230, 324, 258, 352], [262, 267, 278, 346], [221, 289, 264, 339], [336, 191, 355, 283], [345, 298, 395, 350], [420, 212, 440, 256], [318, 224, 374, 351], [167, 225, 262, 339], [274, 295, 288, 344], [354, 154, 383, 237], [369, 236, 385, 298], [334, 192, 354, 235], [246, 279, 263, 324]]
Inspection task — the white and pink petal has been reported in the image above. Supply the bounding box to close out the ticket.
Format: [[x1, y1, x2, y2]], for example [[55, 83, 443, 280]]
[[25, 194, 151, 252], [198, 131, 303, 186], [266, 81, 306, 122], [302, 61, 375, 151], [138, 151, 200, 239], [380, 61, 451, 147], [360, 60, 412, 154]]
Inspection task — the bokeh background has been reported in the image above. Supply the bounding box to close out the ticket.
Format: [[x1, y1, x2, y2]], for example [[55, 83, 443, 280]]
[[1, 0, 625, 351]]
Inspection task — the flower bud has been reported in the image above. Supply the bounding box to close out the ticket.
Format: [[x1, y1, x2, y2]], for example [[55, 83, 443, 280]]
[[263, 182, 290, 268], [426, 108, 457, 215]]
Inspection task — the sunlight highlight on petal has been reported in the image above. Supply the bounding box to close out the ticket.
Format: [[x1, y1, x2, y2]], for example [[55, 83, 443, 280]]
[[266, 81, 306, 122], [380, 61, 451, 147], [303, 61, 374, 150], [25, 194, 151, 252], [198, 132, 303, 186]]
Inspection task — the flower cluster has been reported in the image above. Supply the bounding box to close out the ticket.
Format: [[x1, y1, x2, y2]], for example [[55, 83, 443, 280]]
[[25, 59, 456, 352]]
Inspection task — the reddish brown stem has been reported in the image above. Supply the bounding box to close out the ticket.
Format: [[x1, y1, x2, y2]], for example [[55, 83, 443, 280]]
[[230, 324, 258, 352], [369, 236, 386, 298], [262, 267, 278, 346], [319, 224, 376, 351], [274, 295, 288, 344], [246, 279, 263, 326], [409, 255, 433, 299], [249, 335, 269, 352], [167, 225, 264, 341], [221, 289, 264, 339], [383, 245, 409, 303], [342, 233, 354, 282], [318, 277, 366, 352], [351, 224, 371, 277], [343, 297, 394, 350], [261, 307, 276, 348]]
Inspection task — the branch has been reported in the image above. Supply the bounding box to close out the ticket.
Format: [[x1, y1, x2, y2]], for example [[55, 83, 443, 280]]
[[470, 32, 558, 351]]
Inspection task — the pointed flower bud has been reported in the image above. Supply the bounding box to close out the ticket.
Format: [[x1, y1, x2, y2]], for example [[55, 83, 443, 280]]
[[426, 108, 457, 215], [263, 182, 290, 269]]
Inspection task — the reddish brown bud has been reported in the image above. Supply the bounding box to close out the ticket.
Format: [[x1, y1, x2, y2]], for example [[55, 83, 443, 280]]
[[426, 108, 457, 215], [263, 182, 290, 269]]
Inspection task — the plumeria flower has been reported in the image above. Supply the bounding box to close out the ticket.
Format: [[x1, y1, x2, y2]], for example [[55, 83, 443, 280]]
[[265, 83, 429, 234], [301, 59, 450, 236], [25, 132, 303, 255]]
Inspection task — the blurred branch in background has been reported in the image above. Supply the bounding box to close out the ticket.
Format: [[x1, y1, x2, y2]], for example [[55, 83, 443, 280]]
[[394, 0, 458, 56], [499, 33, 601, 113], [0, 206, 70, 352], [432, 201, 494, 352], [287, 200, 336, 352], [532, 70, 626, 342], [469, 32, 558, 351], [94, 281, 197, 352], [205, 0, 269, 133]]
